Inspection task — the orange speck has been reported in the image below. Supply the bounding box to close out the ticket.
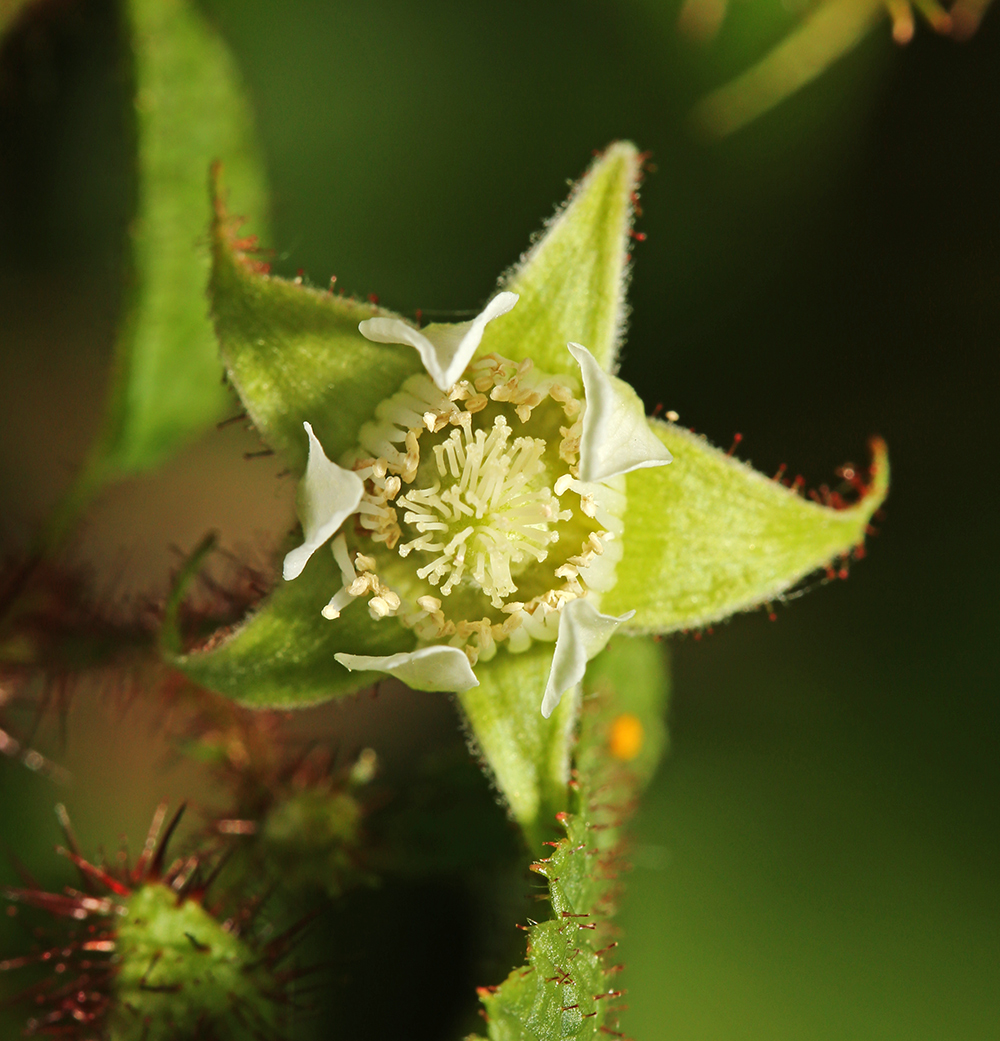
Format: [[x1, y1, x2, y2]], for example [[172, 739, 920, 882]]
[[609, 714, 644, 761]]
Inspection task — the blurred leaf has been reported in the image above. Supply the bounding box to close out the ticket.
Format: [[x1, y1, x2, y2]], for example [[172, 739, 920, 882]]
[[472, 637, 670, 1039], [477, 141, 642, 377], [367, 749, 521, 877], [70, 0, 268, 523], [173, 543, 413, 708], [689, 0, 990, 137], [209, 178, 423, 474], [606, 424, 889, 631], [581, 634, 669, 793], [692, 0, 885, 137], [0, 0, 32, 37]]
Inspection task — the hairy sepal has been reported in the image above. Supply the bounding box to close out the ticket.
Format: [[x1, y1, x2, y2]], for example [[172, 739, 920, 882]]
[[457, 646, 578, 849], [210, 177, 424, 473], [476, 142, 642, 377], [605, 422, 890, 631], [173, 544, 414, 708]]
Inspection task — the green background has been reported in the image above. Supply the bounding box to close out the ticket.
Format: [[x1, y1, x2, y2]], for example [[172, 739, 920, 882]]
[[1, 0, 997, 1038]]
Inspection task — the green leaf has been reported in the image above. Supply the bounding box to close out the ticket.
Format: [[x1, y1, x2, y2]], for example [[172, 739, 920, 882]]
[[477, 141, 642, 378], [85, 0, 269, 486], [174, 543, 413, 708], [171, 194, 430, 707], [209, 181, 424, 474], [473, 637, 670, 1040], [605, 422, 890, 630], [457, 646, 578, 850]]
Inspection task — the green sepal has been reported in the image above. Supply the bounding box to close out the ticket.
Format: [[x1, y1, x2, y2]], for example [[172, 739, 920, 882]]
[[173, 543, 414, 708], [210, 178, 424, 473], [605, 421, 890, 631], [476, 141, 642, 378], [474, 637, 670, 1040], [457, 645, 578, 850], [87, 0, 269, 486]]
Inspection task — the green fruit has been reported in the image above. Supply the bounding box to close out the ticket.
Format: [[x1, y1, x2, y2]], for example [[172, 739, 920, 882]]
[[261, 789, 363, 896], [109, 883, 280, 1040]]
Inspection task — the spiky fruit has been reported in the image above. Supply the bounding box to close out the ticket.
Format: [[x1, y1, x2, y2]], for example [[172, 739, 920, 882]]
[[2, 805, 293, 1040], [108, 882, 281, 1040], [174, 689, 376, 899], [258, 787, 363, 897]]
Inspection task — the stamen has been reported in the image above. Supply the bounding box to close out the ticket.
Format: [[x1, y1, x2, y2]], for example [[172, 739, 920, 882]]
[[340, 361, 626, 661], [321, 534, 359, 619]]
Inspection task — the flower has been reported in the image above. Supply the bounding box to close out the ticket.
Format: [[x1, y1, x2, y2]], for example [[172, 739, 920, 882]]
[[282, 297, 673, 718], [182, 142, 888, 833]]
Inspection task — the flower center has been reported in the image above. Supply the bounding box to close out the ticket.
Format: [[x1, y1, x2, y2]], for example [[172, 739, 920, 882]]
[[331, 355, 626, 664], [397, 416, 569, 607]]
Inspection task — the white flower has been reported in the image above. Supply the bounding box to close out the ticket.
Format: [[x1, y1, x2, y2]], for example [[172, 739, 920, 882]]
[[282, 297, 671, 716]]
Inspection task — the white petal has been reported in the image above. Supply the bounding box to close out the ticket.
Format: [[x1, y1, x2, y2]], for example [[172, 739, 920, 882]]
[[540, 598, 635, 718], [282, 423, 364, 581], [334, 647, 480, 693], [359, 292, 518, 391], [568, 342, 673, 483]]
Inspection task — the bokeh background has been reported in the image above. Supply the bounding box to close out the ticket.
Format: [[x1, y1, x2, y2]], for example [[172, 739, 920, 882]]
[[1, 0, 997, 1038]]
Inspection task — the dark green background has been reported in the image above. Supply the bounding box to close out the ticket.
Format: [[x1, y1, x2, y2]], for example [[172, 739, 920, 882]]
[[1, 0, 997, 1038]]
